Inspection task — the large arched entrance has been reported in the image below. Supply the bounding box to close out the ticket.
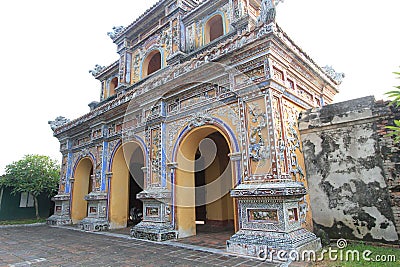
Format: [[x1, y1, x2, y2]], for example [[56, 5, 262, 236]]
[[71, 158, 93, 224], [109, 142, 145, 229], [175, 125, 235, 238]]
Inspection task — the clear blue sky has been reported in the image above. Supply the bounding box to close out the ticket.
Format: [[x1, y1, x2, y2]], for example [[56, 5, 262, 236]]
[[0, 0, 399, 174]]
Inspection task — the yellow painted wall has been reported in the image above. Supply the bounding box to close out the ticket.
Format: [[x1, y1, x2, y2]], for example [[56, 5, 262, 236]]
[[109, 142, 145, 229], [175, 131, 198, 238], [175, 166, 196, 237], [71, 158, 92, 224], [109, 146, 129, 229], [205, 148, 234, 222], [205, 155, 222, 221]]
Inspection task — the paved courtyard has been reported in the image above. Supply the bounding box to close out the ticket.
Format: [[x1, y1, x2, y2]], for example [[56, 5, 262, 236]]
[[0, 225, 282, 267]]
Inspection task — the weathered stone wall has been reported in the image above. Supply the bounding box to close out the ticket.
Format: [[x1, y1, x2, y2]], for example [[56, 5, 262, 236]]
[[376, 100, 400, 238], [298, 96, 399, 244]]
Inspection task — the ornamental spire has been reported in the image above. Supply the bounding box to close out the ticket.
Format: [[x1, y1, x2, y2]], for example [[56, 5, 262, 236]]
[[48, 116, 70, 131], [89, 64, 106, 77], [107, 26, 125, 40], [322, 65, 345, 85], [258, 0, 284, 25]]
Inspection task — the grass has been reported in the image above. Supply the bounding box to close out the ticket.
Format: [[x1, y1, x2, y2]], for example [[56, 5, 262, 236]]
[[313, 242, 400, 267], [0, 218, 46, 225]]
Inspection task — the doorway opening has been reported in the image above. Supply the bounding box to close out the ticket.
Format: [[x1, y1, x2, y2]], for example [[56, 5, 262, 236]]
[[194, 132, 234, 232], [128, 147, 144, 226], [71, 158, 93, 224], [175, 126, 235, 238], [109, 142, 144, 229]]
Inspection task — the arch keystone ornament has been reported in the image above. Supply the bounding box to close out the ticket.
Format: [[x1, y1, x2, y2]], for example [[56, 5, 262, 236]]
[[187, 112, 214, 129]]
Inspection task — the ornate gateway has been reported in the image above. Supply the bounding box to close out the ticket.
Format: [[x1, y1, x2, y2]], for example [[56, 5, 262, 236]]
[[48, 0, 341, 260]]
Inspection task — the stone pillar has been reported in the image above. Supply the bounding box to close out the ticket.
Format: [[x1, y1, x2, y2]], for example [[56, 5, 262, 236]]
[[69, 176, 75, 209], [130, 188, 176, 241], [47, 145, 73, 226], [141, 166, 148, 187], [226, 91, 321, 259], [46, 194, 71, 226], [228, 152, 242, 232], [227, 182, 321, 258], [79, 191, 109, 232], [130, 166, 177, 241], [79, 171, 109, 231], [105, 172, 113, 220], [131, 100, 177, 241], [228, 151, 242, 184], [91, 174, 96, 192]]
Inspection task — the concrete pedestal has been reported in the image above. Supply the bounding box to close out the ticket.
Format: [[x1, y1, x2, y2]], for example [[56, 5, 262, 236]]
[[226, 182, 321, 259], [47, 194, 72, 226], [79, 192, 109, 231], [131, 188, 177, 241]]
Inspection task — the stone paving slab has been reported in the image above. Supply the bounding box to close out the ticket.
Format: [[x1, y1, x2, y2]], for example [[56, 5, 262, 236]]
[[0, 225, 284, 267]]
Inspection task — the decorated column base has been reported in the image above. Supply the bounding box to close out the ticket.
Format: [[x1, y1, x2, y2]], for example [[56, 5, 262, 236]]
[[79, 192, 109, 232], [131, 188, 177, 241], [47, 194, 72, 226], [226, 182, 321, 259], [131, 221, 177, 241], [227, 228, 321, 258]]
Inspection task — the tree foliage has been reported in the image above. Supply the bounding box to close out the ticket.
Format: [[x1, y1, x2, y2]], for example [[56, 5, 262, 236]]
[[0, 154, 60, 219], [385, 69, 400, 143]]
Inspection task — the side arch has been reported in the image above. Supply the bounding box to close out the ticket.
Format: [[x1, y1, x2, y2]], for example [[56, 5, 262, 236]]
[[108, 136, 149, 172], [172, 117, 240, 162], [108, 138, 147, 229], [72, 152, 96, 175], [71, 156, 94, 224]]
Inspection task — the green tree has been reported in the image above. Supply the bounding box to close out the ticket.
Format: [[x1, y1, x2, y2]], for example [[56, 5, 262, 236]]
[[0, 155, 60, 219], [386, 69, 400, 143]]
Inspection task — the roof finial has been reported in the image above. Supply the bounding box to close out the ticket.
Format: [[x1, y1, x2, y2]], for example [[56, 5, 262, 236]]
[[89, 64, 106, 77], [107, 26, 126, 40], [48, 116, 70, 131], [258, 0, 284, 25], [322, 65, 345, 85]]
